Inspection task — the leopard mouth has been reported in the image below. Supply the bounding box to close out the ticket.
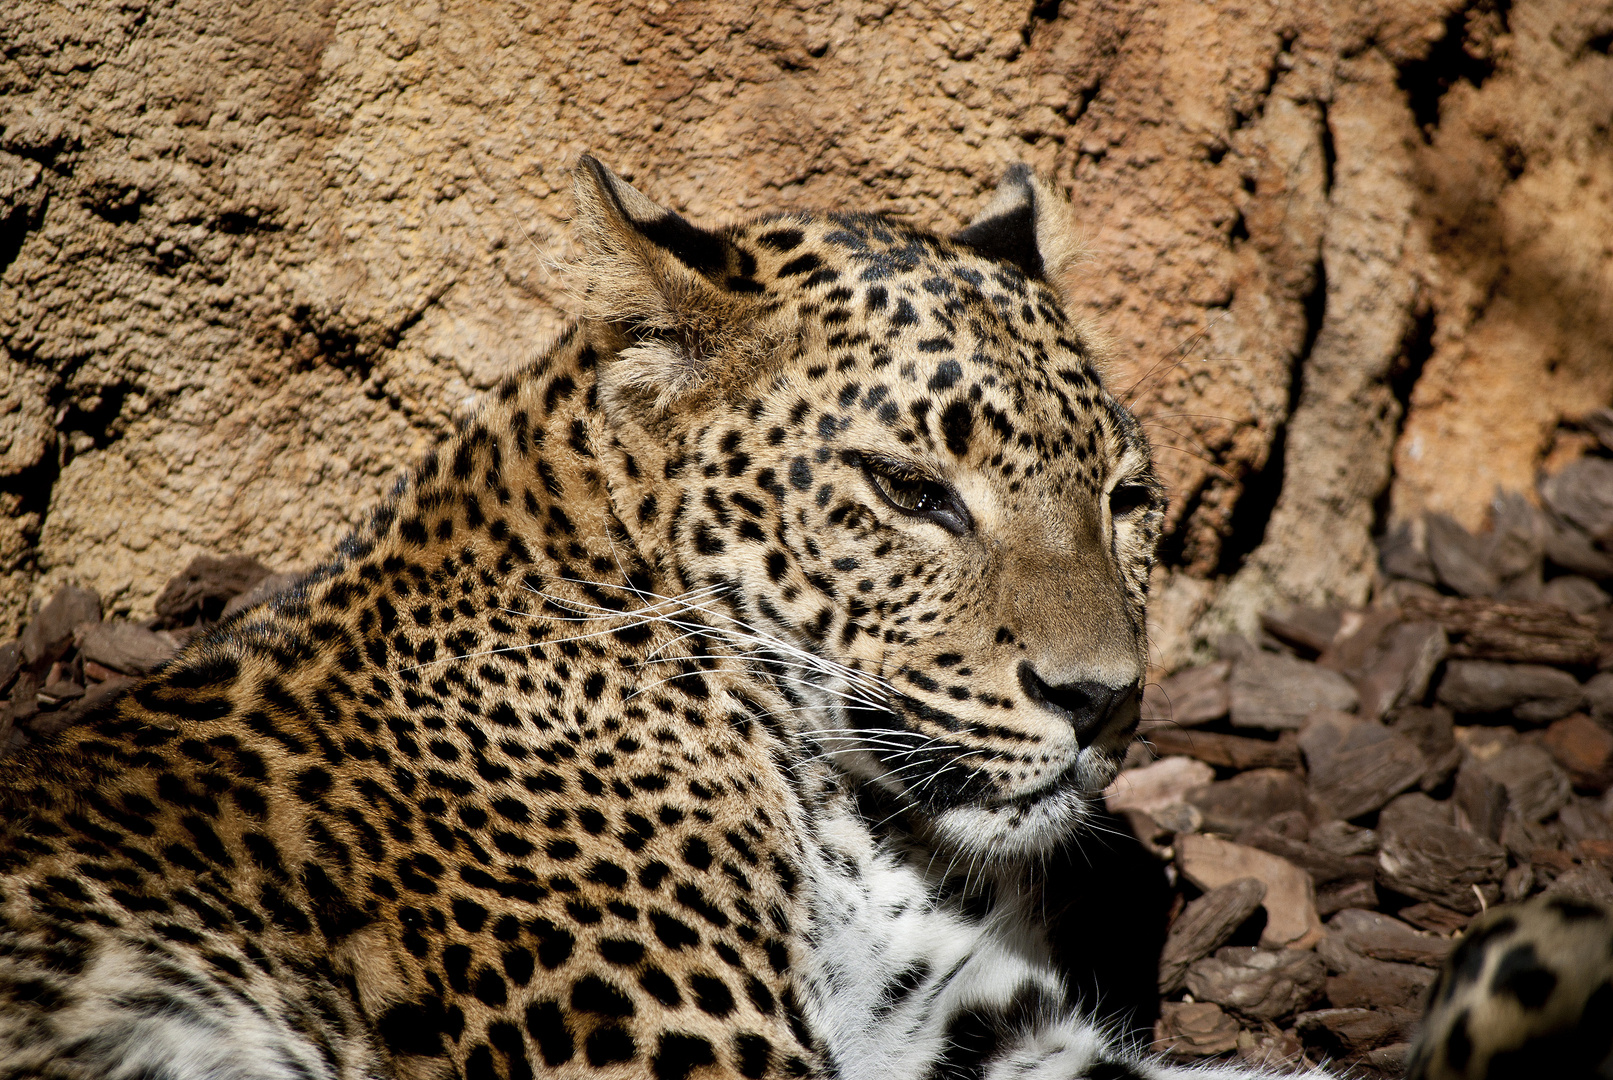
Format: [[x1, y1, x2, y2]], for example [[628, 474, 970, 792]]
[[841, 690, 1109, 815]]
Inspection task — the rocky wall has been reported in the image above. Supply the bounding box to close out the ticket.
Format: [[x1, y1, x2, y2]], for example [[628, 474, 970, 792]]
[[2, 0, 1611, 668]]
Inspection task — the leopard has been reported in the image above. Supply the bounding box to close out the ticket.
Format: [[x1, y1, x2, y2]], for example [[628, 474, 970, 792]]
[[0, 157, 1330, 1080], [1406, 893, 1613, 1079]]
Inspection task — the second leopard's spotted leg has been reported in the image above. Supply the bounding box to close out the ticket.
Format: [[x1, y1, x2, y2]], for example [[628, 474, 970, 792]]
[[1407, 895, 1613, 1079]]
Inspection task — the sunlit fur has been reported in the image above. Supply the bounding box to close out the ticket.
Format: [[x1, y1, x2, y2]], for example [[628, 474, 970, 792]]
[[1, 160, 1332, 1080], [583, 164, 1167, 862]]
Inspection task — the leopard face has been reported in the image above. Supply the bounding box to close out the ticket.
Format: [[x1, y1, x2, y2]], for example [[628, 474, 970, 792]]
[[581, 161, 1165, 859]]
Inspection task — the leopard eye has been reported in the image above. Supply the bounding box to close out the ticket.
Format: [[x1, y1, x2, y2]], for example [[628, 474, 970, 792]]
[[1109, 483, 1153, 520], [859, 455, 971, 535]]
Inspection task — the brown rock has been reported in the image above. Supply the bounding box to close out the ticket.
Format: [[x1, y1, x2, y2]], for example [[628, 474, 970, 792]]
[[77, 621, 181, 675], [1326, 908, 1451, 968], [1455, 723, 1520, 762], [1390, 705, 1463, 791], [1376, 796, 1506, 913], [1141, 727, 1302, 772], [26, 675, 135, 737], [1158, 877, 1267, 994], [1237, 828, 1377, 891], [1362, 1043, 1415, 1073], [1543, 512, 1613, 580], [1234, 1026, 1305, 1070], [1395, 902, 1473, 935], [1317, 608, 1404, 680], [1380, 521, 1437, 586], [1541, 457, 1613, 545], [1541, 575, 1611, 615], [1559, 797, 1613, 845], [1177, 833, 1324, 949], [1308, 819, 1378, 856], [1148, 802, 1205, 836], [1502, 863, 1536, 903], [1436, 659, 1582, 722], [1543, 714, 1613, 791], [0, 641, 18, 695], [1481, 742, 1572, 823], [18, 585, 101, 664], [1503, 811, 1564, 864], [1485, 491, 1548, 588], [1453, 758, 1510, 841], [81, 660, 120, 683], [1230, 651, 1359, 731], [154, 555, 274, 626], [1355, 621, 1448, 721], [1183, 946, 1326, 1022], [1294, 1007, 1416, 1057], [1104, 755, 1216, 817], [38, 679, 84, 703], [1586, 409, 1613, 454], [1324, 955, 1435, 1009], [1315, 878, 1379, 917], [6, 671, 39, 724], [1186, 768, 1314, 835], [1542, 865, 1613, 908], [1400, 594, 1602, 668], [1425, 512, 1501, 598], [1298, 710, 1426, 821], [1586, 673, 1613, 724], [1153, 1001, 1241, 1058], [1260, 607, 1343, 656], [1142, 660, 1231, 728]]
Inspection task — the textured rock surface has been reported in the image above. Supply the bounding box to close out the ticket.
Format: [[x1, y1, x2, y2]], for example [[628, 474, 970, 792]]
[[2, 0, 1610, 661]]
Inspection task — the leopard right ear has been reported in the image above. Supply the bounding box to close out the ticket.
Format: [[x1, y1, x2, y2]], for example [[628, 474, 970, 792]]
[[571, 156, 772, 413], [952, 165, 1085, 295]]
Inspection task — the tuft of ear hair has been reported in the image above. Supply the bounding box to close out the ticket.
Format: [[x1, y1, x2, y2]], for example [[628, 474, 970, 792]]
[[952, 165, 1086, 295], [571, 156, 783, 415]]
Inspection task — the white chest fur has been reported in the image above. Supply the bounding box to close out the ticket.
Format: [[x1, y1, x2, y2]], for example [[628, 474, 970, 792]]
[[795, 801, 1073, 1080]]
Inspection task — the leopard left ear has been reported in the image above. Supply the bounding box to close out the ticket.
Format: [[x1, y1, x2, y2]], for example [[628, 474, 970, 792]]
[[952, 165, 1085, 293], [572, 156, 779, 414]]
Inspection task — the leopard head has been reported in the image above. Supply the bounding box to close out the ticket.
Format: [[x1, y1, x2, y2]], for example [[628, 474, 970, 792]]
[[575, 157, 1164, 858]]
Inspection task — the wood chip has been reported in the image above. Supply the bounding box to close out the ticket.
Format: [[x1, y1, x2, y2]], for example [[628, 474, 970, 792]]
[[1436, 659, 1584, 723], [1178, 833, 1324, 949], [1237, 828, 1377, 889], [1142, 726, 1301, 771], [1104, 756, 1215, 816], [1376, 804, 1506, 914], [1294, 1007, 1416, 1057], [1186, 768, 1315, 836], [1401, 593, 1603, 668], [1183, 946, 1326, 1022], [1542, 713, 1613, 791], [1395, 902, 1473, 935], [1324, 956, 1435, 1009], [1452, 757, 1509, 840], [1154, 1001, 1241, 1057], [1142, 660, 1231, 728], [1158, 877, 1267, 994], [1231, 651, 1359, 730], [1355, 621, 1448, 721], [1299, 711, 1427, 821]]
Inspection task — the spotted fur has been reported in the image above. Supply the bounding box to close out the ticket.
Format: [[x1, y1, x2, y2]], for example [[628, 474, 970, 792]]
[[1407, 895, 1613, 1079], [0, 160, 1324, 1080]]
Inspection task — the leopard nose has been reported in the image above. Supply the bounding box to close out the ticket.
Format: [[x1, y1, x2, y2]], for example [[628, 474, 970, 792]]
[[1017, 661, 1135, 745]]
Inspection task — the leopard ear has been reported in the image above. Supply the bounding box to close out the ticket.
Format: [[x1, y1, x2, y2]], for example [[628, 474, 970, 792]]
[[572, 156, 771, 412], [952, 165, 1085, 291]]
